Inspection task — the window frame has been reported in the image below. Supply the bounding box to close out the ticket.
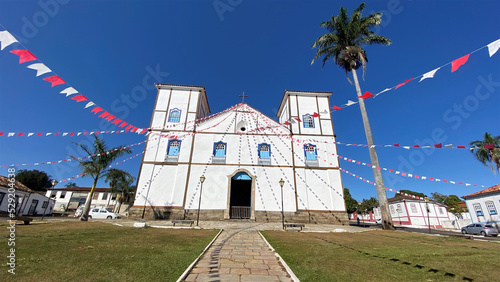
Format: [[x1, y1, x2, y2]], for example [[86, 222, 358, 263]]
[[0, 192, 5, 206], [167, 139, 181, 156], [60, 192, 66, 199], [213, 142, 227, 157], [258, 143, 271, 159], [473, 203, 484, 217], [304, 143, 317, 160], [168, 108, 182, 123], [302, 114, 315, 128], [42, 201, 48, 208], [486, 201, 497, 215], [410, 203, 417, 213]]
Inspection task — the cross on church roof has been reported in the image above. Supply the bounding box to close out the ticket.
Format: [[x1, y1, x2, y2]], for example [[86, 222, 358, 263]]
[[239, 92, 248, 103]]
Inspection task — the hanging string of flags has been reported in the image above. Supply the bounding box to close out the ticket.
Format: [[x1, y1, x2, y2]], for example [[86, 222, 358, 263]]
[[340, 168, 430, 200], [338, 155, 485, 188], [0, 29, 147, 134], [2, 140, 146, 168], [330, 38, 500, 111], [0, 130, 143, 138], [57, 151, 143, 183]]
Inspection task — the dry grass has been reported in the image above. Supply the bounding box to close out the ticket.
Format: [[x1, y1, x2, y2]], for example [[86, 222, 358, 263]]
[[1, 221, 218, 281], [262, 230, 500, 281]]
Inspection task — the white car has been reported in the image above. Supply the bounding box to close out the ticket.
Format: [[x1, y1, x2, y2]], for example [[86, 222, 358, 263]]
[[376, 218, 382, 224], [88, 207, 121, 219]]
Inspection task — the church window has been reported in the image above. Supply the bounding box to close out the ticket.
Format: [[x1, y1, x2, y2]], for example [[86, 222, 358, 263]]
[[168, 108, 181, 123], [102, 193, 108, 200], [473, 203, 484, 216], [258, 143, 271, 165], [486, 201, 497, 215], [166, 139, 181, 162], [303, 114, 314, 128], [390, 205, 395, 214], [396, 204, 402, 213], [410, 203, 417, 213], [304, 144, 317, 160], [213, 142, 227, 164]]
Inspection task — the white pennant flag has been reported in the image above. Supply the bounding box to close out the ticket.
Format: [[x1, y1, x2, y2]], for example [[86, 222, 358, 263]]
[[60, 87, 78, 97], [28, 133, 34, 137], [487, 38, 500, 57], [345, 100, 357, 106], [27, 63, 52, 77], [63, 133, 68, 136], [419, 68, 439, 82], [375, 88, 391, 97], [0, 30, 18, 50], [84, 101, 95, 109], [8, 132, 15, 137]]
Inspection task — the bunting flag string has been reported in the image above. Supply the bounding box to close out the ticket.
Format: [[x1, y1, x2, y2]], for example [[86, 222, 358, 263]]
[[2, 140, 146, 168], [0, 28, 146, 133], [338, 155, 485, 188], [58, 151, 143, 183], [330, 38, 500, 112], [0, 129, 148, 138]]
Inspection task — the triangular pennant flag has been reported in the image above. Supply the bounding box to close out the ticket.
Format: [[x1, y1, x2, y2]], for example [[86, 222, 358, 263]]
[[395, 78, 414, 89], [345, 100, 357, 106], [487, 38, 500, 57], [84, 101, 95, 109], [375, 88, 391, 97], [98, 112, 111, 118], [27, 133, 34, 137], [359, 91, 374, 99], [484, 144, 495, 149], [119, 122, 128, 128], [311, 112, 320, 118], [43, 75, 65, 87], [332, 105, 342, 110], [71, 94, 89, 103], [283, 121, 290, 125], [10, 49, 37, 64], [105, 115, 116, 121], [419, 68, 440, 82], [8, 132, 15, 137], [451, 53, 470, 72], [27, 63, 51, 77], [111, 119, 122, 125], [60, 87, 78, 96], [91, 107, 104, 115], [434, 143, 443, 148], [294, 117, 301, 122], [0, 30, 18, 50]]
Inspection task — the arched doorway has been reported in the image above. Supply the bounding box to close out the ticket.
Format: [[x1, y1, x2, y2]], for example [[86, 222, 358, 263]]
[[226, 171, 255, 219]]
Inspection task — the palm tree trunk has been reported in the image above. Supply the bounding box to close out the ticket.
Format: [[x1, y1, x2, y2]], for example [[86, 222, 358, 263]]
[[351, 69, 394, 230], [80, 177, 98, 221]]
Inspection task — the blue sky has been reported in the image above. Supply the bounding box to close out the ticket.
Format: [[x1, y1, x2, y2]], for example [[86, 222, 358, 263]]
[[0, 0, 499, 202]]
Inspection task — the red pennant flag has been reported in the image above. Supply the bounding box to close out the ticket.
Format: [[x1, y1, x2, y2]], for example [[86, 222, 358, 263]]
[[413, 144, 420, 148], [105, 115, 116, 121], [91, 107, 104, 114], [394, 144, 400, 147], [43, 76, 65, 87], [70, 132, 75, 136], [98, 112, 110, 118], [484, 144, 495, 149], [395, 78, 414, 90], [0, 132, 3, 136], [434, 143, 442, 148], [295, 118, 301, 122], [311, 112, 320, 118], [451, 53, 470, 72], [119, 122, 128, 128], [112, 119, 122, 125], [457, 145, 466, 149], [359, 91, 374, 99], [37, 133, 43, 136], [95, 132, 100, 135], [71, 94, 88, 103], [18, 133, 25, 136], [283, 121, 290, 125], [10, 49, 37, 63], [139, 128, 148, 135], [131, 127, 138, 133], [125, 125, 133, 131], [332, 105, 342, 110], [54, 133, 60, 135]]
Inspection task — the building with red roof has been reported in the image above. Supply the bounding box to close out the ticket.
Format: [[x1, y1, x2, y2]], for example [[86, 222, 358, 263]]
[[462, 184, 500, 230]]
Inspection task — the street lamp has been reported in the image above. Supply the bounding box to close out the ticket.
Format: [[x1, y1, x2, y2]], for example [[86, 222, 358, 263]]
[[425, 197, 431, 234], [196, 175, 206, 227], [279, 178, 285, 230], [43, 180, 58, 220]]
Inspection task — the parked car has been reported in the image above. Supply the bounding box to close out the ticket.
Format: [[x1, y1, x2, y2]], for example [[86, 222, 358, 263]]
[[74, 205, 95, 217], [461, 223, 498, 237], [88, 207, 121, 219], [376, 218, 382, 224]]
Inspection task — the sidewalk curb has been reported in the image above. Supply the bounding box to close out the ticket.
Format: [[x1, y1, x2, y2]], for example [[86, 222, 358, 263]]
[[259, 231, 300, 282], [176, 229, 223, 282]]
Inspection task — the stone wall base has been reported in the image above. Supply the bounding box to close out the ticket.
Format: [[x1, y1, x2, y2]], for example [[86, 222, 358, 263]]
[[129, 206, 348, 225]]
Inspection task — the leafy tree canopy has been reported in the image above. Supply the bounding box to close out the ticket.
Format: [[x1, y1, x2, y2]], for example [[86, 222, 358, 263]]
[[343, 188, 358, 214], [15, 169, 53, 191], [470, 132, 500, 174], [358, 197, 378, 213], [431, 192, 464, 213], [65, 182, 77, 188]]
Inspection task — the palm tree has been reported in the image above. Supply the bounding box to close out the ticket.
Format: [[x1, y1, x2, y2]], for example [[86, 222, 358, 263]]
[[311, 3, 394, 230], [470, 132, 500, 174], [72, 136, 132, 221], [105, 169, 135, 214]]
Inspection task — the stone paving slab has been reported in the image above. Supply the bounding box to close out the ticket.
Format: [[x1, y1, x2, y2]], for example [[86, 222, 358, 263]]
[[185, 228, 293, 282]]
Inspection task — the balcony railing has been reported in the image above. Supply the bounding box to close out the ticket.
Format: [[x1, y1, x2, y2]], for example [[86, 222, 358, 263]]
[[231, 206, 251, 219]]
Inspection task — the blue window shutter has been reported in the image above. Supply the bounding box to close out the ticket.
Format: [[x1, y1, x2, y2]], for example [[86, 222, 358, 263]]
[[169, 146, 179, 156], [260, 151, 270, 159]]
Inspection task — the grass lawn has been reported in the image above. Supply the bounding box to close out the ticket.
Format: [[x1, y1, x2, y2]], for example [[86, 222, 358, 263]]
[[1, 221, 218, 281], [262, 230, 500, 282]]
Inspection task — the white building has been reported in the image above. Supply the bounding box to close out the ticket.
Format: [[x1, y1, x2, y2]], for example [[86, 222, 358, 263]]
[[462, 184, 500, 230], [0, 176, 55, 216], [46, 187, 118, 212], [372, 196, 452, 228], [131, 84, 347, 223]]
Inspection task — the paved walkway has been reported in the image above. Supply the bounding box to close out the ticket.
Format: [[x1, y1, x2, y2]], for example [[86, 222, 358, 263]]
[[185, 227, 293, 282]]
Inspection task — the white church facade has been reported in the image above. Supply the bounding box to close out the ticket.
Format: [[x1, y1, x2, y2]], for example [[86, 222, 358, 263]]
[[130, 84, 347, 224]]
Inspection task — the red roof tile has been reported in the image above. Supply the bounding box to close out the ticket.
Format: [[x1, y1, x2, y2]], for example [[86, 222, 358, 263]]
[[462, 184, 500, 198]]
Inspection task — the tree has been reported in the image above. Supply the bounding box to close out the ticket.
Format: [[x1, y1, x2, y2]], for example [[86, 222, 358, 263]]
[[343, 188, 358, 214], [64, 182, 77, 188], [430, 192, 447, 204], [105, 169, 135, 214], [358, 197, 378, 214], [394, 189, 427, 199], [312, 2, 394, 229], [15, 169, 53, 192], [72, 136, 132, 221], [470, 132, 500, 174]]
